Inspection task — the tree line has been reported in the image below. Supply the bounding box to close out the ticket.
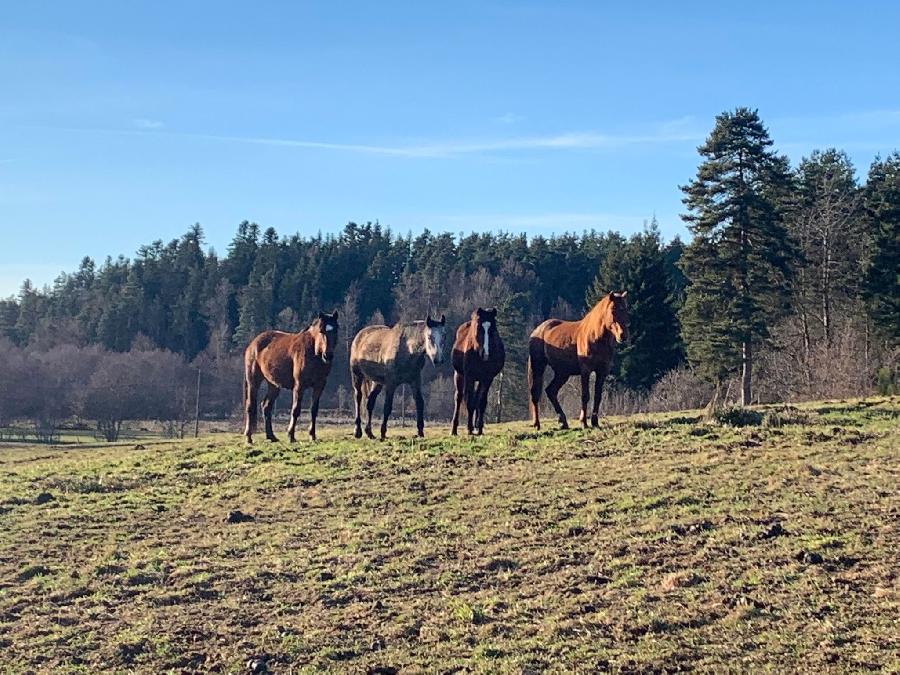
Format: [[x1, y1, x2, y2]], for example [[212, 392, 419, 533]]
[[0, 108, 897, 439]]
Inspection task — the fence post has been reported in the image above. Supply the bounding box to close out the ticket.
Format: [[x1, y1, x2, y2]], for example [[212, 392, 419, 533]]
[[194, 366, 201, 438]]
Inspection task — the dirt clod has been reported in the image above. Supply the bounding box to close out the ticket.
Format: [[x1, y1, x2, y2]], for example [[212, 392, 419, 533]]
[[246, 655, 268, 674], [225, 510, 254, 524], [759, 522, 786, 539]]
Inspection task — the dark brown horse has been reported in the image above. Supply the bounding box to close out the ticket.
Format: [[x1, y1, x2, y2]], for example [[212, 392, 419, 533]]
[[451, 307, 505, 435], [528, 292, 628, 430], [350, 315, 447, 440], [243, 311, 339, 444]]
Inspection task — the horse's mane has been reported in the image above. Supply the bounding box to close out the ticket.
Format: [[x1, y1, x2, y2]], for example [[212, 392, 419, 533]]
[[580, 294, 616, 340]]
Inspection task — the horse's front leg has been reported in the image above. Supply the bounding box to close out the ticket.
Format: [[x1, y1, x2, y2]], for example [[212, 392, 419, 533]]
[[476, 377, 493, 435], [579, 371, 591, 429], [464, 377, 477, 435], [412, 379, 425, 438], [308, 384, 324, 441], [287, 383, 303, 443], [451, 371, 464, 436], [591, 369, 607, 428], [380, 384, 397, 441]]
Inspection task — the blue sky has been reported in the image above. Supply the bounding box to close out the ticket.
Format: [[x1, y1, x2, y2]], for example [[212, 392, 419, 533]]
[[1, 1, 899, 296]]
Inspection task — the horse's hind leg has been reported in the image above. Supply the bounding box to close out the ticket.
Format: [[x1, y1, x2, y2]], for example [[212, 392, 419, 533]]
[[365, 383, 383, 439], [528, 341, 547, 429], [262, 382, 281, 442], [379, 384, 397, 441], [545, 371, 570, 430], [451, 371, 464, 436], [352, 368, 365, 439], [243, 364, 263, 444]]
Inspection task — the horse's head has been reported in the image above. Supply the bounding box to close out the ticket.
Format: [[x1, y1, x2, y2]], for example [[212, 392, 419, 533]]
[[471, 307, 498, 361], [606, 291, 629, 343], [424, 314, 447, 365], [314, 310, 339, 363]]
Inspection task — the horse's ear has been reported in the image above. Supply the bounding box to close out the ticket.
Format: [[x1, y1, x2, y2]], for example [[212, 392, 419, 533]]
[[440, 314, 446, 325], [332, 310, 339, 320], [619, 291, 628, 299], [426, 313, 433, 325], [318, 311, 327, 321], [607, 291, 615, 299], [488, 307, 497, 317]]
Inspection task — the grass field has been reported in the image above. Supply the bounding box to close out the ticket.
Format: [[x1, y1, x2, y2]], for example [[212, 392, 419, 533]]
[[0, 399, 897, 673]]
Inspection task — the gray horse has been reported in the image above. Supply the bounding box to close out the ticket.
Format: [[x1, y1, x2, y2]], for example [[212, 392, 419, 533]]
[[350, 314, 447, 440]]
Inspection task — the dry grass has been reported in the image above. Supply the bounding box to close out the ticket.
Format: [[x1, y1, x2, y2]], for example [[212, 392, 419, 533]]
[[0, 398, 897, 673]]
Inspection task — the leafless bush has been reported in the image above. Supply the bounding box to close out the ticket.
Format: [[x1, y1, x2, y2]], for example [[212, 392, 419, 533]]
[[646, 366, 715, 412]]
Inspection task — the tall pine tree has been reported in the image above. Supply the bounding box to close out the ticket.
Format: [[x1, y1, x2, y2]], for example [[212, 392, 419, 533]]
[[679, 108, 796, 405], [864, 152, 900, 345]]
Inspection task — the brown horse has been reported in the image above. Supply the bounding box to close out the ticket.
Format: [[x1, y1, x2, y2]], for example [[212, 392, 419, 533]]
[[243, 311, 339, 444], [528, 292, 628, 430], [451, 307, 505, 435], [350, 315, 447, 440]]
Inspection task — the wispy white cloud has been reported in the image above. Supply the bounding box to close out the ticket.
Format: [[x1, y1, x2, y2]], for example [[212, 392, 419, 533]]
[[197, 128, 702, 158], [25, 121, 702, 159], [133, 118, 164, 129], [494, 112, 524, 125]]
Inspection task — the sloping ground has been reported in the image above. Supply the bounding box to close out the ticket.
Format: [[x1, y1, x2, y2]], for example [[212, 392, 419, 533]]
[[0, 399, 897, 674]]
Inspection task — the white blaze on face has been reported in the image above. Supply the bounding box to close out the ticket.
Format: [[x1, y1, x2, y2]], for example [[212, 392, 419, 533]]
[[325, 324, 334, 332], [482, 321, 491, 359]]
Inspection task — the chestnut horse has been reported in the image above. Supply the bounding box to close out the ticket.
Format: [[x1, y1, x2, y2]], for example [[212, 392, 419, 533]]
[[451, 307, 505, 435], [528, 292, 628, 430], [350, 315, 447, 440], [243, 311, 339, 444]]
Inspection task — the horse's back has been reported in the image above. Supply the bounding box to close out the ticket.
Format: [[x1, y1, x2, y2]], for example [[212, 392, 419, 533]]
[[530, 318, 565, 339], [350, 325, 391, 361], [530, 318, 579, 372]]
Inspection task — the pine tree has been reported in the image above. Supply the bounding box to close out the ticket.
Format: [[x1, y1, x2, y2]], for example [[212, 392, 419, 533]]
[[679, 108, 796, 405], [864, 152, 900, 344], [586, 221, 683, 390]]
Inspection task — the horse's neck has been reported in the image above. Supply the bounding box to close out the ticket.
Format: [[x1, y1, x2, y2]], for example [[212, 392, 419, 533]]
[[403, 325, 427, 356], [578, 300, 613, 344]]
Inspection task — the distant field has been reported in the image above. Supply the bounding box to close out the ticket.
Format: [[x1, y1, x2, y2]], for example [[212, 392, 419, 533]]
[[0, 399, 897, 673]]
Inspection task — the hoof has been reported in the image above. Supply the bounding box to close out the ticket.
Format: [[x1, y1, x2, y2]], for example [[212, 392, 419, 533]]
[[591, 416, 600, 428], [558, 421, 569, 431], [365, 428, 375, 440], [308, 434, 316, 442], [450, 429, 458, 436], [354, 428, 362, 439], [266, 435, 279, 443]]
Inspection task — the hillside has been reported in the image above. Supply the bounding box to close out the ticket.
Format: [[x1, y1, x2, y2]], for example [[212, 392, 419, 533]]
[[0, 399, 897, 673]]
